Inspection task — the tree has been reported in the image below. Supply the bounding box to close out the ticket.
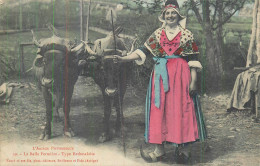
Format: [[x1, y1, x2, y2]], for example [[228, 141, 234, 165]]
[[132, 0, 145, 14], [132, 0, 163, 14], [246, 0, 260, 67], [147, 0, 163, 14], [19, 0, 22, 30], [183, 0, 248, 91]]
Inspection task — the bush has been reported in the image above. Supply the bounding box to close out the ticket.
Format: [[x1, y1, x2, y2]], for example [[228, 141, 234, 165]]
[[0, 50, 17, 84]]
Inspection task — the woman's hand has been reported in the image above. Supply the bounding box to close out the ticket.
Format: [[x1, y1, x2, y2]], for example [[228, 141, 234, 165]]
[[113, 51, 141, 63], [189, 68, 198, 97], [113, 55, 124, 63], [189, 81, 197, 97]]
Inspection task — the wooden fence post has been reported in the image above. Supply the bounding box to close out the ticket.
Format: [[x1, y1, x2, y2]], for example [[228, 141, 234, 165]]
[[80, 0, 84, 40], [85, 0, 91, 41], [19, 42, 34, 75]]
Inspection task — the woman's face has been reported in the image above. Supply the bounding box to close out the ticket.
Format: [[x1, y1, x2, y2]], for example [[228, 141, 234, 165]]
[[164, 8, 179, 26]]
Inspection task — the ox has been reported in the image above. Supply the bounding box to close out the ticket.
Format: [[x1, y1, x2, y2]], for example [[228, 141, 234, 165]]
[[32, 32, 89, 140], [82, 27, 135, 142]]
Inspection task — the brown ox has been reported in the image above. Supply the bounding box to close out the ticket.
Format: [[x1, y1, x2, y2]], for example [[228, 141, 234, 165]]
[[32, 32, 88, 140], [82, 28, 135, 142]]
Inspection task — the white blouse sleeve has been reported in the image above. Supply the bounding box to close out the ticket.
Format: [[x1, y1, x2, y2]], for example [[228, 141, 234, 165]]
[[188, 61, 203, 72], [134, 49, 146, 65]]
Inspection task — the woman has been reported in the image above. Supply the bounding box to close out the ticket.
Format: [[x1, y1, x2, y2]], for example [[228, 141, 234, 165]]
[[114, 0, 207, 163]]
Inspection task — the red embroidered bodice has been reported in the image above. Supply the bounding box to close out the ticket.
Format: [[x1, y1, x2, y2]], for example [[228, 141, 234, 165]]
[[160, 30, 181, 55]]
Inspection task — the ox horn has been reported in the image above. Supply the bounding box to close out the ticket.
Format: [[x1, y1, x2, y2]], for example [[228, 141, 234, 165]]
[[114, 26, 123, 36], [81, 41, 97, 56], [127, 38, 137, 55], [46, 23, 60, 37], [71, 41, 85, 53], [31, 30, 41, 47]]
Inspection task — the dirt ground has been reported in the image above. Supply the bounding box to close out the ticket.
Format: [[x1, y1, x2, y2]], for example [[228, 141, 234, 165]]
[[0, 76, 260, 166]]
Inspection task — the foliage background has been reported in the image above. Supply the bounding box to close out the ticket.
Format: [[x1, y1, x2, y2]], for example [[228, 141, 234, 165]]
[[0, 0, 253, 93]]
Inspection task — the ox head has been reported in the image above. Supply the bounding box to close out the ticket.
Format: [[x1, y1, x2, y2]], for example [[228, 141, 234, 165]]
[[92, 27, 135, 96], [32, 30, 86, 88]]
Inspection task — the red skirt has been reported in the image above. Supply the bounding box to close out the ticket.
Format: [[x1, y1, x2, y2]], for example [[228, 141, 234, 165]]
[[148, 58, 199, 144]]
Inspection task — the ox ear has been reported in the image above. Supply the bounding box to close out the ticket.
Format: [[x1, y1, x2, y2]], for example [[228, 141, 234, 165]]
[[33, 54, 44, 68]]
